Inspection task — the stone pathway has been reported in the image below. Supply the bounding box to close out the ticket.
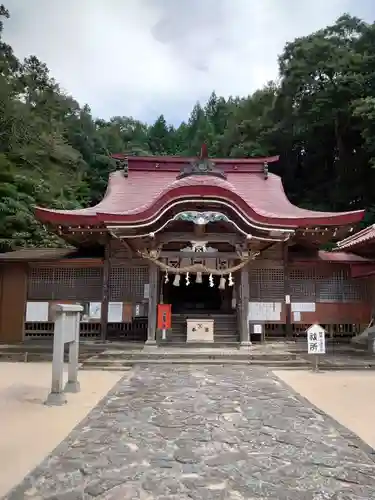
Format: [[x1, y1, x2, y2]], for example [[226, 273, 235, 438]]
[[6, 366, 375, 499]]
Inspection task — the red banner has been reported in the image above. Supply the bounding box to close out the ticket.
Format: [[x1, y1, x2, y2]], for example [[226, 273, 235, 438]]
[[157, 304, 172, 330]]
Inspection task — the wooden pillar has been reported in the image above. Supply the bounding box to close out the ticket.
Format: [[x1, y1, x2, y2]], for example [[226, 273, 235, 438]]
[[239, 265, 251, 347], [235, 272, 241, 339], [283, 241, 292, 338], [100, 237, 111, 342], [0, 263, 27, 344], [146, 263, 158, 346]]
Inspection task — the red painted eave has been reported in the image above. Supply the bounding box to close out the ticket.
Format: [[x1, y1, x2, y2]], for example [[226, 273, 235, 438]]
[[350, 264, 375, 278], [34, 199, 365, 228], [35, 207, 99, 225], [317, 251, 371, 263]]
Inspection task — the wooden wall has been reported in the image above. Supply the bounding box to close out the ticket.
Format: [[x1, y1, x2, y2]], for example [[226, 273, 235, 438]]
[[0, 263, 28, 343], [0, 255, 373, 344]]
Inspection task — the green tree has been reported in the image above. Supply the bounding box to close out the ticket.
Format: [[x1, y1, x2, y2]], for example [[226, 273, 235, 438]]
[[1, 5, 375, 251]]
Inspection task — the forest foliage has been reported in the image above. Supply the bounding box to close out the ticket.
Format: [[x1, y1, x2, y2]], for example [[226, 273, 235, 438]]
[[1, 6, 375, 251]]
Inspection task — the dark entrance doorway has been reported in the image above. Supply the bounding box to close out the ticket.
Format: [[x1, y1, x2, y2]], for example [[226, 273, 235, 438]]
[[163, 274, 232, 314]]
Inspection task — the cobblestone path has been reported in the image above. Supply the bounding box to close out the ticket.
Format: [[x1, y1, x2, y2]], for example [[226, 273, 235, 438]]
[[6, 366, 375, 499]]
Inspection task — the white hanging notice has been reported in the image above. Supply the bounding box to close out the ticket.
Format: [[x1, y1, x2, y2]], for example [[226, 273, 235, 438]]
[[108, 302, 123, 322], [26, 302, 49, 322], [291, 302, 316, 312], [89, 302, 101, 320], [248, 302, 282, 322]]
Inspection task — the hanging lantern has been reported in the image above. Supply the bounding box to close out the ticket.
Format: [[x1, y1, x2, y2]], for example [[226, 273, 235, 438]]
[[209, 274, 214, 287], [173, 274, 181, 287], [219, 276, 226, 290], [186, 272, 190, 286], [196, 271, 203, 284], [164, 271, 169, 284], [228, 272, 234, 287]]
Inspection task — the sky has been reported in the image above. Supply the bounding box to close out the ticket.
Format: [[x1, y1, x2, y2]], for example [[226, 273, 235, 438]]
[[3, 0, 375, 125]]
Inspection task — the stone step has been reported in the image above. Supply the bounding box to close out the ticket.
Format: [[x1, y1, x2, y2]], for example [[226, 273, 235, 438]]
[[158, 341, 241, 348], [0, 342, 144, 354], [0, 352, 93, 363], [81, 358, 308, 368], [90, 352, 298, 361], [80, 358, 375, 370]]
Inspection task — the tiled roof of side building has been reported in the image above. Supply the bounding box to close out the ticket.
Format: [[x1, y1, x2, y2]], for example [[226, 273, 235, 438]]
[[335, 225, 375, 251], [0, 248, 77, 261]]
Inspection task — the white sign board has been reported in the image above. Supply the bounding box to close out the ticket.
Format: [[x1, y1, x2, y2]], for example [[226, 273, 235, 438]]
[[248, 302, 282, 321], [253, 324, 262, 334], [291, 302, 316, 312], [293, 311, 301, 322], [89, 302, 101, 320], [26, 301, 49, 322], [307, 324, 326, 354], [108, 302, 123, 322]]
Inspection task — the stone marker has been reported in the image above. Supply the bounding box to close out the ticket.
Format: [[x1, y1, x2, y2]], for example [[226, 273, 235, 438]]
[[45, 304, 83, 406]]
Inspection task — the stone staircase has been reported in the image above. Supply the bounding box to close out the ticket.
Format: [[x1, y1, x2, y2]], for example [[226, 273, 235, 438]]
[[162, 313, 239, 345], [81, 346, 306, 370], [1, 339, 375, 371]]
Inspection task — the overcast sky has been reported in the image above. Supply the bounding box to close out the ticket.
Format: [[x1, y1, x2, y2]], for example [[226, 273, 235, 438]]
[[3, 0, 375, 125]]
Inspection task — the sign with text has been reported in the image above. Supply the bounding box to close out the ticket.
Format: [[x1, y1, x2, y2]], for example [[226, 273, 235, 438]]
[[157, 304, 172, 330], [307, 324, 326, 354]]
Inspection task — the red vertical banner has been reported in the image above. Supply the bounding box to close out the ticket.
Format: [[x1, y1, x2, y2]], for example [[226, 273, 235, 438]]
[[157, 304, 172, 330]]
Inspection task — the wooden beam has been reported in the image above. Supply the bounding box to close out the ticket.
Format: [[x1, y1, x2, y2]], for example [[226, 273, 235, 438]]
[[119, 238, 133, 257], [146, 263, 159, 345], [100, 236, 111, 342], [160, 251, 239, 259], [194, 224, 205, 238], [283, 240, 292, 339], [239, 266, 250, 346], [158, 232, 241, 245]]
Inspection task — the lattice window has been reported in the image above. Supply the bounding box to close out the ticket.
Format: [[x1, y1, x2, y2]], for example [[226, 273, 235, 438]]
[[314, 267, 367, 303], [342, 277, 367, 302], [289, 268, 316, 301], [109, 266, 148, 301], [28, 267, 103, 300], [315, 269, 343, 302], [249, 268, 284, 301]]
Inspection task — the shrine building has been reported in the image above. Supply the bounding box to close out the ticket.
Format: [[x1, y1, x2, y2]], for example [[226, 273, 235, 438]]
[[0, 148, 373, 346]]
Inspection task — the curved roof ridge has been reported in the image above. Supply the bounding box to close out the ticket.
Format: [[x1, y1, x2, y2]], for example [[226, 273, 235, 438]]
[[34, 167, 365, 228], [102, 174, 240, 216]]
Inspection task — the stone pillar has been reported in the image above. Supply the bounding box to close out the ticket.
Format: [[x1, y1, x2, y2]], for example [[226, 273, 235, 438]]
[[239, 266, 251, 348], [45, 304, 83, 406], [145, 263, 158, 347]]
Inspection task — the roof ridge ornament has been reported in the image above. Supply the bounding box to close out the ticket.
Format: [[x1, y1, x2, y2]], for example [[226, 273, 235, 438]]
[[114, 157, 129, 177], [177, 143, 227, 180], [263, 161, 268, 180]]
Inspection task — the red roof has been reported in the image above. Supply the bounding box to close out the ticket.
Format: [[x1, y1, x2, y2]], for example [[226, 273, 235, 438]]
[[336, 225, 375, 251], [35, 156, 365, 228], [289, 251, 372, 263]]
